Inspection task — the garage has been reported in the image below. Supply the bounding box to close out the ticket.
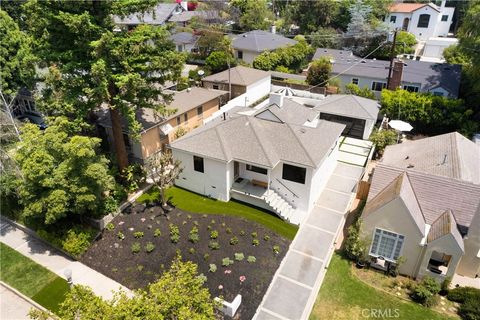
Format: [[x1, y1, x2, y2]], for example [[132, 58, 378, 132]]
[[319, 113, 366, 139]]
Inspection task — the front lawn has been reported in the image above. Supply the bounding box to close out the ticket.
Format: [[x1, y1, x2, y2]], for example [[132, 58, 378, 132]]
[[82, 205, 290, 320], [0, 243, 69, 313], [309, 253, 455, 320], [137, 186, 298, 240]]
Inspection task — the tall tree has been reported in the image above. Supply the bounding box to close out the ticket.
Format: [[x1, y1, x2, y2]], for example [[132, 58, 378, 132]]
[[230, 0, 273, 31], [24, 1, 185, 171], [306, 57, 332, 87], [284, 0, 340, 33], [15, 117, 114, 225]]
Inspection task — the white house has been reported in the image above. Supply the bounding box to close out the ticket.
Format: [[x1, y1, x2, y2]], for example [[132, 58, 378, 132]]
[[170, 32, 199, 53], [385, 1, 455, 41], [169, 93, 346, 224]]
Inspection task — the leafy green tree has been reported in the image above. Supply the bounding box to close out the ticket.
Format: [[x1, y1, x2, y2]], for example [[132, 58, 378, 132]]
[[196, 30, 230, 58], [205, 51, 234, 73], [310, 27, 341, 49], [345, 83, 375, 99], [24, 1, 185, 171], [15, 117, 114, 224], [253, 41, 312, 72], [369, 129, 397, 155], [443, 44, 470, 65], [284, 0, 341, 33], [0, 9, 36, 96], [306, 57, 332, 86], [230, 0, 273, 31], [30, 256, 215, 320]]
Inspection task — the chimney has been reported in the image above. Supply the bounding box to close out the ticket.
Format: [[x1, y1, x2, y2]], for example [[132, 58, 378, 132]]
[[440, 0, 446, 10], [269, 93, 284, 107], [388, 61, 404, 90], [270, 25, 276, 34]]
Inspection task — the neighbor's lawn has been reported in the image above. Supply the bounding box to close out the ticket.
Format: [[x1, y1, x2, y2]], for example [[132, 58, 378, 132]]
[[309, 253, 455, 320], [0, 243, 69, 313], [137, 186, 298, 240]]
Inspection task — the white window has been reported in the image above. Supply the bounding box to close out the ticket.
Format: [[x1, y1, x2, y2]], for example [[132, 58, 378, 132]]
[[403, 85, 419, 93], [371, 81, 387, 92], [352, 78, 359, 85], [370, 228, 405, 261]]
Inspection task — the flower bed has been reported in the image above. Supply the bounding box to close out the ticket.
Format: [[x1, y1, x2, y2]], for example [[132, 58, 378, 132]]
[[81, 205, 290, 319]]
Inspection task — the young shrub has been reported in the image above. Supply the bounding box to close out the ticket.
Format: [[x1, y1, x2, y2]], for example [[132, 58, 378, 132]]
[[247, 256, 256, 263], [169, 224, 180, 243], [105, 223, 115, 231], [133, 231, 144, 238], [196, 273, 207, 284], [117, 231, 125, 240], [226, 227, 232, 234], [203, 253, 210, 261], [252, 239, 260, 246], [239, 230, 246, 236], [131, 242, 141, 254], [210, 230, 219, 239], [189, 226, 199, 243], [153, 228, 161, 237], [187, 214, 192, 220], [137, 264, 144, 272], [207, 225, 212, 231], [222, 257, 234, 267], [447, 287, 480, 303], [210, 219, 215, 224], [145, 242, 155, 253], [193, 220, 199, 226], [411, 276, 441, 307], [221, 222, 226, 228], [208, 241, 220, 250], [263, 235, 270, 241], [440, 276, 452, 296], [458, 297, 480, 320], [234, 253, 245, 261], [188, 247, 196, 254], [272, 245, 280, 255], [251, 232, 258, 238], [230, 236, 239, 245], [61, 228, 94, 257], [209, 264, 217, 273]]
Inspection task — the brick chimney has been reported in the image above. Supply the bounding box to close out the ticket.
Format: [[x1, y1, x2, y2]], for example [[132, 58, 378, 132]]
[[388, 60, 404, 90]]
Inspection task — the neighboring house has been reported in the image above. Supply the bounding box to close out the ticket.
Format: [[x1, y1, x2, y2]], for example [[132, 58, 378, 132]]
[[170, 93, 346, 224], [96, 87, 227, 163], [202, 66, 271, 102], [9, 88, 47, 130], [421, 37, 458, 62], [230, 30, 297, 64], [113, 3, 185, 29], [313, 48, 462, 98], [168, 10, 219, 27], [170, 32, 199, 53], [385, 1, 455, 41], [361, 132, 480, 282]]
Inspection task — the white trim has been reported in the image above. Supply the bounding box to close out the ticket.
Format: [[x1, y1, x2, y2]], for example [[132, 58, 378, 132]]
[[369, 227, 405, 262]]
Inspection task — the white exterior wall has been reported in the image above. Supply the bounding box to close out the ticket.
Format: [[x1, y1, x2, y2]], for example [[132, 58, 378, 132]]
[[364, 119, 376, 140], [457, 208, 480, 278], [172, 149, 230, 201], [176, 43, 196, 53], [270, 163, 310, 215], [245, 76, 271, 105], [234, 49, 259, 64], [385, 12, 412, 31]]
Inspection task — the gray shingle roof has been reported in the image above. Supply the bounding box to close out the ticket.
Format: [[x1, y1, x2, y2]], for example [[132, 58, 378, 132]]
[[313, 48, 462, 97], [231, 30, 297, 53], [381, 132, 480, 184], [202, 66, 270, 87], [253, 98, 318, 126], [364, 172, 426, 236], [313, 95, 380, 120], [170, 113, 345, 168], [368, 164, 480, 231], [168, 10, 219, 23], [428, 210, 464, 252], [170, 32, 199, 45], [312, 48, 357, 61], [113, 3, 183, 25]]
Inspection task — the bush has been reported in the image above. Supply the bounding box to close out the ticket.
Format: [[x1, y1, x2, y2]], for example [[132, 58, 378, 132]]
[[448, 287, 480, 303], [145, 242, 155, 253], [61, 228, 94, 257], [210, 230, 218, 239], [440, 276, 452, 296], [188, 247, 195, 254], [189, 226, 199, 243], [459, 297, 480, 320], [205, 51, 234, 73], [169, 224, 180, 243], [263, 235, 270, 241], [247, 256, 256, 263], [209, 264, 217, 273], [369, 129, 397, 156], [239, 230, 246, 236], [208, 241, 220, 250], [131, 242, 141, 254], [251, 232, 257, 238], [133, 231, 144, 238], [252, 239, 260, 246], [225, 227, 232, 234], [153, 228, 161, 237], [234, 253, 244, 261], [203, 253, 210, 261], [411, 276, 440, 307], [105, 223, 115, 231], [345, 83, 375, 99], [307, 57, 331, 86], [273, 245, 280, 255], [222, 257, 234, 267], [117, 231, 125, 240], [230, 236, 239, 245]]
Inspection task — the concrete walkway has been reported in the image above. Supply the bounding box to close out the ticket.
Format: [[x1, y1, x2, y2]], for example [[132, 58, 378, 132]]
[[1, 282, 44, 320], [0, 219, 130, 300], [254, 162, 364, 320], [338, 136, 374, 167]]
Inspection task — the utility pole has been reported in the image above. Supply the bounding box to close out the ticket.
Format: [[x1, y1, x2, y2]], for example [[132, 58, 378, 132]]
[[386, 28, 398, 90], [228, 58, 231, 101]]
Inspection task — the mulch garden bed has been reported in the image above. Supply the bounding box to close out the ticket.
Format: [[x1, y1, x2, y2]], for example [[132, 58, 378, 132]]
[[81, 203, 290, 320]]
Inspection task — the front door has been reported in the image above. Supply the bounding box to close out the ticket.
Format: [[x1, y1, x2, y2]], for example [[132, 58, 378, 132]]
[[234, 161, 239, 180], [402, 17, 410, 31]]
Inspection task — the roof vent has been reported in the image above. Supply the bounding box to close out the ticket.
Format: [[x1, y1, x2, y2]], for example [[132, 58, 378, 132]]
[[405, 156, 409, 160], [299, 128, 306, 133], [407, 164, 415, 168]]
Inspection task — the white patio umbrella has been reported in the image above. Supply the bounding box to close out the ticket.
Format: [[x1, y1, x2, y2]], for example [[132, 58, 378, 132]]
[[388, 120, 413, 132], [276, 87, 296, 97]]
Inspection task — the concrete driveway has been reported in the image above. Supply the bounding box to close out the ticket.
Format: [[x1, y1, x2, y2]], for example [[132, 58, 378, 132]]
[[254, 163, 364, 320]]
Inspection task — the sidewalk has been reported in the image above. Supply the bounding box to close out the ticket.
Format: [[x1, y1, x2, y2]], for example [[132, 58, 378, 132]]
[[253, 162, 364, 320], [1, 282, 44, 320], [0, 218, 131, 300]]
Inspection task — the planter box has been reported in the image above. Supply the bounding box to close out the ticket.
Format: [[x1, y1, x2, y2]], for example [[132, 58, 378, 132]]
[[214, 294, 242, 317]]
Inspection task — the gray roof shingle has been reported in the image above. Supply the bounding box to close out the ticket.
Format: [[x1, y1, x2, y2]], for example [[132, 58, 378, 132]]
[[170, 32, 199, 45], [381, 132, 480, 184], [113, 3, 183, 25], [231, 30, 297, 53], [313, 95, 380, 120], [202, 66, 270, 87]]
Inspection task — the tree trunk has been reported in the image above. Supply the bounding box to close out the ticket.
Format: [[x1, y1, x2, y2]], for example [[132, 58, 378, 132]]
[[160, 187, 166, 207], [109, 107, 129, 171]]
